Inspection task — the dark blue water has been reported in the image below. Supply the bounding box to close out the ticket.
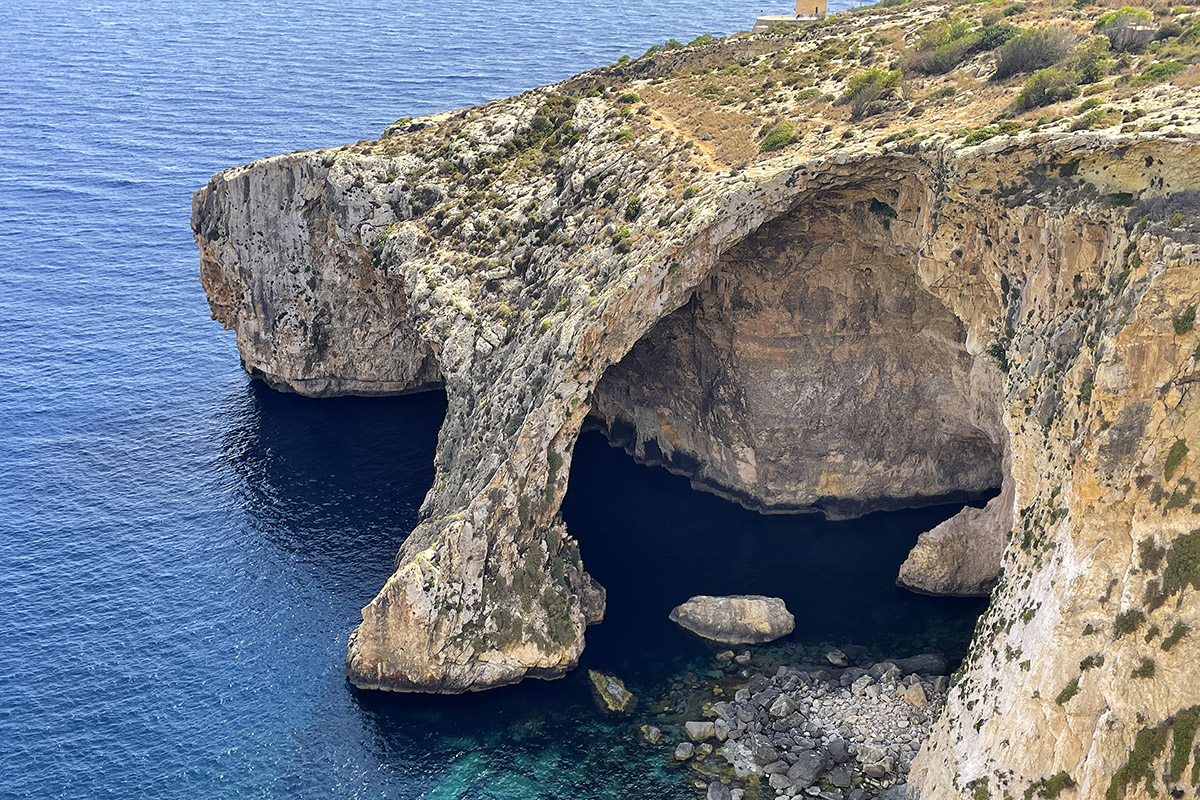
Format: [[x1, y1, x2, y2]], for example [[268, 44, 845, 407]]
[[0, 1, 983, 797]]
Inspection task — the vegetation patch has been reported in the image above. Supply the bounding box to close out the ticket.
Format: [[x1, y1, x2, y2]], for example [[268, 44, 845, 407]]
[[1015, 67, 1080, 110], [1162, 529, 1200, 596], [1026, 772, 1076, 799], [1161, 621, 1188, 651], [1107, 722, 1170, 800], [1055, 676, 1081, 705], [1173, 306, 1196, 335], [1165, 439, 1189, 480], [841, 67, 902, 119], [1113, 608, 1146, 639], [994, 29, 1073, 80], [1131, 657, 1156, 678], [759, 121, 798, 152]]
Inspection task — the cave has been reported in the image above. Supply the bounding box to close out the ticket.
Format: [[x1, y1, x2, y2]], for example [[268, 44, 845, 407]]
[[589, 189, 1007, 530]]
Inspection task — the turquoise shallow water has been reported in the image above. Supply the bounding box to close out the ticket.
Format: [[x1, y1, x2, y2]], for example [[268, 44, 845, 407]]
[[0, 1, 986, 798]]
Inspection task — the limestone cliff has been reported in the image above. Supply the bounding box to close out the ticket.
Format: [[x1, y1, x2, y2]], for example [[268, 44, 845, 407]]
[[194, 0, 1200, 796]]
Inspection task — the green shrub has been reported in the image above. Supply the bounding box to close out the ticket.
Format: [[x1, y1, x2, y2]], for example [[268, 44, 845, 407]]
[[1161, 621, 1188, 651], [1071, 35, 1115, 82], [681, 186, 699, 200], [994, 29, 1074, 80], [759, 121, 798, 151], [1113, 608, 1146, 638], [1014, 67, 1080, 109], [1004, 3, 1027, 16], [924, 33, 984, 73], [617, 92, 640, 104], [624, 197, 642, 221], [1175, 306, 1197, 335], [842, 68, 902, 118], [1131, 657, 1156, 678], [1134, 60, 1188, 83], [979, 22, 1022, 50], [1070, 107, 1113, 130], [1055, 676, 1080, 705], [1032, 772, 1077, 798], [1163, 530, 1200, 596]]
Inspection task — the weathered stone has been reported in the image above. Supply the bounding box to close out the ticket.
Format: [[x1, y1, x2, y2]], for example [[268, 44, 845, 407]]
[[769, 693, 798, 718], [639, 724, 661, 745], [707, 781, 732, 800], [828, 766, 853, 788], [686, 720, 717, 741], [787, 750, 828, 788], [824, 649, 849, 668], [891, 654, 947, 676], [902, 683, 928, 708], [669, 595, 795, 644], [588, 670, 635, 715], [674, 742, 694, 761]]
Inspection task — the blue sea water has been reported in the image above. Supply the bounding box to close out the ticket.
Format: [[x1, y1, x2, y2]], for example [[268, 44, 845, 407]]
[[0, 1, 985, 798]]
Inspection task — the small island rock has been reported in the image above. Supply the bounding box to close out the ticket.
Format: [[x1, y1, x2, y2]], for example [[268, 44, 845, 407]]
[[588, 670, 636, 715], [669, 595, 795, 644]]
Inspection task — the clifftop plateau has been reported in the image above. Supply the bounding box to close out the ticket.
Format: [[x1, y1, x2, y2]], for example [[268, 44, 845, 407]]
[[193, 1, 1200, 797]]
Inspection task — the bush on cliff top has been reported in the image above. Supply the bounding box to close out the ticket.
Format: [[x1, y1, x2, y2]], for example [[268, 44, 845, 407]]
[[841, 68, 902, 119], [759, 121, 797, 151], [994, 29, 1075, 80], [1014, 67, 1080, 110]]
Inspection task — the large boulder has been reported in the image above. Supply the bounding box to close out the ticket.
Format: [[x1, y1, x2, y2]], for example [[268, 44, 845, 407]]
[[668, 595, 794, 644]]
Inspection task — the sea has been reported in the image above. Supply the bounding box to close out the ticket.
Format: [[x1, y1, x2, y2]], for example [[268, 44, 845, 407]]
[[0, 1, 987, 798]]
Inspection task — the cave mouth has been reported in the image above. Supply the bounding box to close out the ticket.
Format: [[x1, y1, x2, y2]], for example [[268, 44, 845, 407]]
[[588, 189, 1006, 521], [563, 189, 1005, 681], [561, 429, 992, 683]]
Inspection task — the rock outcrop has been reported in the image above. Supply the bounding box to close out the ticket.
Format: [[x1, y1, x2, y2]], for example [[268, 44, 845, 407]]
[[670, 595, 796, 644], [194, 0, 1200, 796]]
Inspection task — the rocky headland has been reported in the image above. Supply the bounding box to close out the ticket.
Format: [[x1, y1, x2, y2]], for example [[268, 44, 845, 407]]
[[193, 0, 1200, 797]]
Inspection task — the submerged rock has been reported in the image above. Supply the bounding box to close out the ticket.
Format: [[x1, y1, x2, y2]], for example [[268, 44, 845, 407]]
[[588, 670, 635, 715], [669, 595, 795, 644]]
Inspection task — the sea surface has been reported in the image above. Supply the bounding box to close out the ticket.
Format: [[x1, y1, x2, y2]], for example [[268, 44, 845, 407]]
[[0, 1, 986, 798]]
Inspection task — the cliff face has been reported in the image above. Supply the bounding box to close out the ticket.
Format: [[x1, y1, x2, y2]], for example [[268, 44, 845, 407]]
[[194, 1, 1200, 796]]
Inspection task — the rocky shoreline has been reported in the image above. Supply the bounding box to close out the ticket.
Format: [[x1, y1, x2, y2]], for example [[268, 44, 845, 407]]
[[618, 645, 951, 800]]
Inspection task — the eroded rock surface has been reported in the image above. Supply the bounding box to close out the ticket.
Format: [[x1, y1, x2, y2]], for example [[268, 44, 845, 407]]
[[670, 595, 796, 644], [194, 1, 1200, 796]]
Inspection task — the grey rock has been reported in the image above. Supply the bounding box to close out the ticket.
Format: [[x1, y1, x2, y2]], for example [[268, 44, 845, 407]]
[[713, 702, 737, 722], [786, 751, 828, 788], [769, 774, 793, 790], [827, 737, 851, 764], [825, 649, 849, 668], [770, 694, 798, 718], [674, 742, 694, 760], [750, 735, 780, 766], [639, 724, 661, 744], [828, 765, 853, 788], [687, 720, 717, 741], [707, 782, 732, 800]]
